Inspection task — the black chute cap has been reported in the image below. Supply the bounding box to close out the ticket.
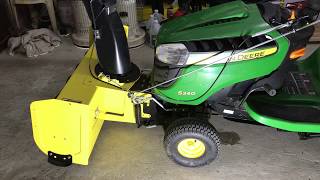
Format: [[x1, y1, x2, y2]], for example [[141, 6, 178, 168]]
[[82, 0, 140, 82], [83, 0, 117, 20]]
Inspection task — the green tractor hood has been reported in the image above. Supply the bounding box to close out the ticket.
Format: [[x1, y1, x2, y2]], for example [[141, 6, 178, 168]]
[[157, 1, 270, 44], [153, 0, 290, 105]]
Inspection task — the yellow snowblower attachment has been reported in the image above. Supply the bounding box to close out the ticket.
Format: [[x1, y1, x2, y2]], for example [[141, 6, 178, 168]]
[[30, 44, 151, 166]]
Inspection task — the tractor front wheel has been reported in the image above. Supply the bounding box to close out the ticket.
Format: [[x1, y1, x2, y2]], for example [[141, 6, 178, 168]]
[[164, 118, 220, 167]]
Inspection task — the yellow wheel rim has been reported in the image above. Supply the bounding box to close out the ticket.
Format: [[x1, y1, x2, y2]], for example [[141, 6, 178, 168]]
[[177, 138, 206, 159]]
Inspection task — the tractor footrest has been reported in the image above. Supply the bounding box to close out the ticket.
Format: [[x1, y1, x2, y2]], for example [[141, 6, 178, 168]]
[[247, 97, 320, 123]]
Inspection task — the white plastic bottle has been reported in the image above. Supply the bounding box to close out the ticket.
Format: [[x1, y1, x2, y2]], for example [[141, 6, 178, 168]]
[[146, 14, 154, 30], [153, 9, 162, 23], [149, 20, 161, 47]]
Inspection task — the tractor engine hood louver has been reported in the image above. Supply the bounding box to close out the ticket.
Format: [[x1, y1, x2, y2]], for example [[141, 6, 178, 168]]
[[156, 1, 271, 45]]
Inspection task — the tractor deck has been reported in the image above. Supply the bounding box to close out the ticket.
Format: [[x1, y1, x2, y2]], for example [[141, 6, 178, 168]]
[[246, 47, 320, 133], [247, 96, 320, 123]]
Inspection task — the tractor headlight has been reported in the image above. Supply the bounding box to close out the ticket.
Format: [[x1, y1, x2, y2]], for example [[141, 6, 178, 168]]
[[156, 44, 189, 65]]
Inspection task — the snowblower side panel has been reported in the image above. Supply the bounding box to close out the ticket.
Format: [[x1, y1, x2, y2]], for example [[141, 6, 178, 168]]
[[31, 100, 100, 165]]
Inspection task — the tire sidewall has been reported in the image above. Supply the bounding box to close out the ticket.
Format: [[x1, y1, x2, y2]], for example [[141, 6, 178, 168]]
[[166, 131, 219, 167]]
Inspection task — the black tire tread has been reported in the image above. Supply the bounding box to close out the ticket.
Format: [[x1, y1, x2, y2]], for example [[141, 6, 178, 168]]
[[164, 118, 220, 167]]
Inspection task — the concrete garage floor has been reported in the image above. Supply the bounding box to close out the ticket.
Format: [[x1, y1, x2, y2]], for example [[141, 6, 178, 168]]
[[0, 38, 320, 180]]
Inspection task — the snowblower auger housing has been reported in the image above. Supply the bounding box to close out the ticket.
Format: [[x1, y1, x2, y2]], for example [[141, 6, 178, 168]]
[[30, 47, 152, 166]]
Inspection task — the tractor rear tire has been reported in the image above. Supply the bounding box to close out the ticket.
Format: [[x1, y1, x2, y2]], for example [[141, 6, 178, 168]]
[[164, 118, 220, 167]]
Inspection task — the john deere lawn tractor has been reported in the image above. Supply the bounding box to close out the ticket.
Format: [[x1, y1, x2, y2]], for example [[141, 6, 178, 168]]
[[30, 0, 320, 167]]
